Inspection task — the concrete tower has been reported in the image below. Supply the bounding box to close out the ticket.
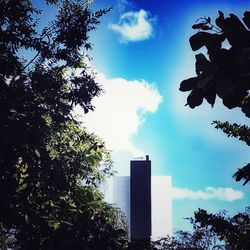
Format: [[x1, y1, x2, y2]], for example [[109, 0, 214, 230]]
[[130, 155, 151, 241]]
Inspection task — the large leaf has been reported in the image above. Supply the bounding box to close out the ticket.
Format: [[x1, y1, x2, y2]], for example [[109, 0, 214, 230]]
[[190, 32, 225, 52], [243, 11, 250, 29], [186, 88, 204, 108], [233, 163, 250, 185], [179, 77, 199, 92], [227, 14, 247, 31], [208, 48, 232, 66], [192, 23, 207, 29], [215, 76, 237, 99], [189, 32, 211, 51], [226, 30, 250, 48], [195, 53, 211, 76], [222, 87, 248, 109], [215, 10, 225, 29], [206, 33, 226, 51], [204, 88, 216, 107]]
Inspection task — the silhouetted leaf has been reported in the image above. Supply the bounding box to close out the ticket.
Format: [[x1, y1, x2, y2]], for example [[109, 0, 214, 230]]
[[189, 32, 211, 51], [204, 90, 216, 107], [233, 163, 250, 185], [197, 74, 214, 90], [228, 13, 246, 30], [208, 48, 232, 66], [190, 32, 225, 52], [243, 11, 250, 29], [179, 77, 199, 91], [187, 88, 204, 108], [192, 23, 206, 29], [215, 10, 225, 29], [222, 92, 243, 109], [201, 25, 212, 30], [226, 29, 250, 47], [195, 53, 211, 76]]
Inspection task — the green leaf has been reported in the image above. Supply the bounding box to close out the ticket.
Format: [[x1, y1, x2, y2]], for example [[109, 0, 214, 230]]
[[25, 214, 29, 224]]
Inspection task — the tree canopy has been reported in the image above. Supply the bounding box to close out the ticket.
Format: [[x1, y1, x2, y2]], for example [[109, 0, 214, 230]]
[[179, 10, 250, 250], [180, 10, 250, 186], [180, 11, 250, 117], [0, 0, 128, 249]]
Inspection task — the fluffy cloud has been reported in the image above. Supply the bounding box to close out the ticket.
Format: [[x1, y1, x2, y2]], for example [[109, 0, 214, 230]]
[[117, 0, 129, 12], [172, 187, 244, 201], [75, 73, 162, 155], [109, 9, 155, 42]]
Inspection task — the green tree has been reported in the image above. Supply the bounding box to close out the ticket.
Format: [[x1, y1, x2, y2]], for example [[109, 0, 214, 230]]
[[0, 0, 128, 249], [193, 207, 250, 249], [179, 10, 250, 250], [179, 10, 250, 185], [151, 209, 250, 249], [129, 219, 225, 250]]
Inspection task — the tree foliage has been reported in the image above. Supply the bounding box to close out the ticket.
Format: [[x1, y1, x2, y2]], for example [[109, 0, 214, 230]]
[[129, 217, 225, 250], [0, 0, 128, 249], [130, 208, 250, 249], [178, 10, 250, 250], [180, 11, 250, 116], [193, 207, 250, 250], [180, 11, 250, 186]]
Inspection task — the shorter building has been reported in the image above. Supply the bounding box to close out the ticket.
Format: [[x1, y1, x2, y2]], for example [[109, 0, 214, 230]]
[[151, 176, 172, 239], [113, 176, 130, 233]]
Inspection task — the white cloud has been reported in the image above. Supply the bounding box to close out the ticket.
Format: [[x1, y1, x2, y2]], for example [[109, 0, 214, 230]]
[[109, 9, 155, 42], [117, 0, 129, 12], [172, 186, 244, 201], [75, 73, 162, 156]]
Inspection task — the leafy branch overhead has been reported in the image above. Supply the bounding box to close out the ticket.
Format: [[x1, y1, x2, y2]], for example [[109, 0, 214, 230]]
[[213, 120, 250, 185], [180, 11, 250, 117]]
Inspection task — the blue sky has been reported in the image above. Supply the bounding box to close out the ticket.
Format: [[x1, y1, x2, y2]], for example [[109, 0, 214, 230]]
[[83, 0, 250, 231], [34, 0, 250, 232]]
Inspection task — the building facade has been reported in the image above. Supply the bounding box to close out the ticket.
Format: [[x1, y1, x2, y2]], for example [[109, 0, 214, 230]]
[[130, 156, 151, 241], [113, 156, 172, 240]]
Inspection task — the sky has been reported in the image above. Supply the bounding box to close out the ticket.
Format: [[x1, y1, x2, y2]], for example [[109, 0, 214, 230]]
[[35, 0, 250, 232], [81, 0, 250, 232]]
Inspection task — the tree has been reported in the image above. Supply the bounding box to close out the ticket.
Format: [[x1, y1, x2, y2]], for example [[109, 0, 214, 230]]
[[131, 209, 249, 249], [179, 10, 250, 250], [193, 207, 250, 250], [129, 218, 226, 250], [0, 0, 128, 249], [151, 208, 250, 250], [179, 11, 250, 185]]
